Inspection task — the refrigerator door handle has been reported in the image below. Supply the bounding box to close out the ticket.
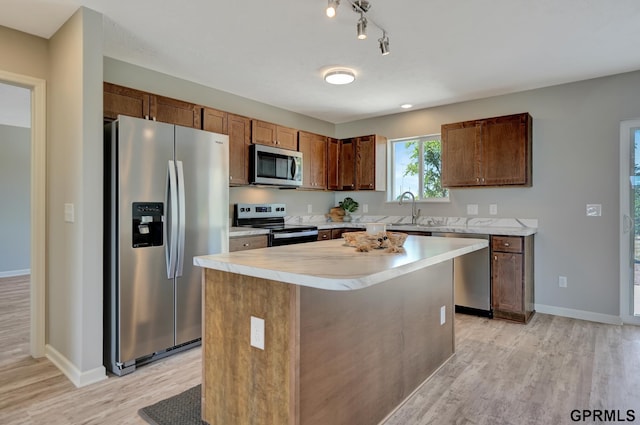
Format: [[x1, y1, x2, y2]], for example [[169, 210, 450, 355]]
[[165, 160, 179, 278], [176, 160, 186, 277]]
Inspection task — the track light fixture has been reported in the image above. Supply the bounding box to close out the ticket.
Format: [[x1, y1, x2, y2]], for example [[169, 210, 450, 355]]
[[324, 0, 390, 55], [378, 32, 389, 55], [357, 14, 367, 40], [326, 0, 339, 18]]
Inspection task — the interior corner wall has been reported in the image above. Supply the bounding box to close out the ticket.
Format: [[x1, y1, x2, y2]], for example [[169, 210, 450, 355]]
[[48, 6, 105, 385], [335, 71, 640, 319], [0, 124, 31, 274], [0, 25, 48, 80]]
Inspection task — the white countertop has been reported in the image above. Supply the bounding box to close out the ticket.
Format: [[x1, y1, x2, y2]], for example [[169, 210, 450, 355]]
[[195, 236, 488, 291], [229, 226, 270, 237]]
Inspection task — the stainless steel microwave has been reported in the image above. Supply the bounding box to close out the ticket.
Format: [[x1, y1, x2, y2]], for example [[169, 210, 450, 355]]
[[250, 144, 303, 187]]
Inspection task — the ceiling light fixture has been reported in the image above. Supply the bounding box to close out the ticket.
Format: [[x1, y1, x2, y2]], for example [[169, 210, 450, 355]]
[[356, 14, 367, 40], [400, 104, 413, 109], [378, 32, 390, 55], [324, 69, 356, 85], [324, 0, 390, 55], [326, 0, 339, 18]]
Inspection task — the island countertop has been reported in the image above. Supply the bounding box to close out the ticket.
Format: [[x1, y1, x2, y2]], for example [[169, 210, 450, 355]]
[[194, 235, 488, 291]]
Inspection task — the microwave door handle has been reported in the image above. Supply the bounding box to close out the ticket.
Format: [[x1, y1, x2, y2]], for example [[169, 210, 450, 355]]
[[290, 157, 297, 179]]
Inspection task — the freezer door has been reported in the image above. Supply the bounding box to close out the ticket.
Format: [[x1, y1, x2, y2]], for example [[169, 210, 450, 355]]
[[174, 125, 229, 345], [116, 117, 176, 364]]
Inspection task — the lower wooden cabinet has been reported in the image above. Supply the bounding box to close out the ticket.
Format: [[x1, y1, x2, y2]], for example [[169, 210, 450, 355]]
[[317, 230, 332, 241], [491, 235, 534, 323], [229, 235, 268, 252]]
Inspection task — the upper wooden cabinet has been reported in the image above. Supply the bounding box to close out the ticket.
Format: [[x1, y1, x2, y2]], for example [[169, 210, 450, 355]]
[[227, 114, 252, 186], [327, 138, 340, 191], [441, 113, 532, 188], [338, 135, 387, 191], [251, 120, 298, 151], [202, 107, 228, 134], [104, 82, 150, 121], [298, 131, 327, 189], [103, 83, 202, 128]]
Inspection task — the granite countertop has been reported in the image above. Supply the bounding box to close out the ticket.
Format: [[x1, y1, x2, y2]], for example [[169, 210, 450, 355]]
[[229, 227, 270, 237], [195, 236, 488, 291]]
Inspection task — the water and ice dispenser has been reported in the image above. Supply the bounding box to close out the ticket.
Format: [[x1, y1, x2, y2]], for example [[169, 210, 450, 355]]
[[132, 202, 163, 248]]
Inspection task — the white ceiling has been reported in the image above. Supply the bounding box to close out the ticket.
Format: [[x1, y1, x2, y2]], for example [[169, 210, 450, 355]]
[[2, 0, 640, 124]]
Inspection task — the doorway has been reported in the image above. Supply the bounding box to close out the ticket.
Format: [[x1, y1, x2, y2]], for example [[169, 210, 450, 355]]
[[619, 119, 640, 325], [0, 70, 46, 357]]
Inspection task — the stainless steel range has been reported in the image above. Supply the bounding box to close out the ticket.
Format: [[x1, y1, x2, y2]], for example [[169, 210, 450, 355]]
[[234, 203, 318, 246]]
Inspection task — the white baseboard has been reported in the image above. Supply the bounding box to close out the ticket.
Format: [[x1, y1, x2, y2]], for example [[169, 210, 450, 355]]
[[535, 304, 623, 325], [0, 269, 30, 278], [45, 344, 107, 388]]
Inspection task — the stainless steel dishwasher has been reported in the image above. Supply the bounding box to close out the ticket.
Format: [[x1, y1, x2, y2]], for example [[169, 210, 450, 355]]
[[431, 232, 492, 317]]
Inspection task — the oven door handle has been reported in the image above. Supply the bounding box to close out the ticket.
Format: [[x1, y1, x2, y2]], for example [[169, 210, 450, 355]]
[[272, 230, 319, 239]]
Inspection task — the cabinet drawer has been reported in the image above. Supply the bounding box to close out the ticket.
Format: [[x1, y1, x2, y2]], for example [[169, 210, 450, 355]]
[[229, 235, 269, 252], [317, 230, 332, 241], [491, 236, 523, 253]]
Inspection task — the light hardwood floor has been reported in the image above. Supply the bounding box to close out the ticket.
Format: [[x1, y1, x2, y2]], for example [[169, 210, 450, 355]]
[[1, 276, 639, 425]]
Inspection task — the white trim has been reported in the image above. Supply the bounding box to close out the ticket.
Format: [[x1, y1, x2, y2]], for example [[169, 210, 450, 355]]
[[535, 304, 623, 325], [0, 269, 31, 278], [0, 70, 47, 358], [45, 345, 107, 388], [619, 119, 640, 326]]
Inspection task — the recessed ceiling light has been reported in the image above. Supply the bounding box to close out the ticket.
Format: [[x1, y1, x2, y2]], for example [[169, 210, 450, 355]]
[[400, 104, 413, 109], [324, 69, 356, 85]]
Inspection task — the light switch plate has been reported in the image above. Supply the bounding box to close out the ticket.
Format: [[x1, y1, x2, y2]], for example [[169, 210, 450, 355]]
[[440, 306, 446, 325], [363, 204, 369, 213], [64, 203, 75, 223], [489, 204, 498, 215], [586, 204, 601, 217], [307, 204, 312, 214], [467, 204, 478, 215]]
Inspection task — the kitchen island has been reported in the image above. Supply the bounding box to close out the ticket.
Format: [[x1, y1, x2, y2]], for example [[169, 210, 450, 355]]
[[194, 235, 488, 425]]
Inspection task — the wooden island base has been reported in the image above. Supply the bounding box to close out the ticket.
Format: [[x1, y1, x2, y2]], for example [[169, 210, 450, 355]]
[[202, 260, 454, 425]]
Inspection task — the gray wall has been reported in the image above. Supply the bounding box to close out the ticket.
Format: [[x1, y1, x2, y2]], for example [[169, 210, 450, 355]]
[[0, 124, 30, 274], [105, 49, 640, 322], [337, 71, 640, 321]]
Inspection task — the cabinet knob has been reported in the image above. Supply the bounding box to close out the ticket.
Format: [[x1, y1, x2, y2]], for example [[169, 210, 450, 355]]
[[243, 243, 249, 247], [494, 255, 497, 260], [476, 177, 480, 182], [504, 242, 510, 247]]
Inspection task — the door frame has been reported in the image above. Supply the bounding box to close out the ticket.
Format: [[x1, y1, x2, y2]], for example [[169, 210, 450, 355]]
[[0, 70, 46, 357], [619, 119, 640, 325]]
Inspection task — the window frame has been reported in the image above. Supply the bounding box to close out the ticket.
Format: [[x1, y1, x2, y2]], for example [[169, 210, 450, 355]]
[[387, 134, 449, 203]]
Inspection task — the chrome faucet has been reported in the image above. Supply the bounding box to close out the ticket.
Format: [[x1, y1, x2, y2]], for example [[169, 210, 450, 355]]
[[399, 191, 420, 224]]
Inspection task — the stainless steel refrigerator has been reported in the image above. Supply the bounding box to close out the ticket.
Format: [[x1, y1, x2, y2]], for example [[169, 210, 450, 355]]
[[104, 115, 229, 376]]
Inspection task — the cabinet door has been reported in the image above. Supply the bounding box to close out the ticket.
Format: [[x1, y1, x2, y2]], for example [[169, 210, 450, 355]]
[[151, 95, 202, 128], [340, 138, 356, 190], [356, 136, 375, 190], [228, 114, 251, 185], [276, 125, 298, 150], [251, 120, 276, 146], [327, 138, 340, 190], [441, 122, 481, 187], [103, 82, 150, 121], [492, 252, 523, 313], [202, 107, 228, 134], [299, 131, 327, 189], [481, 113, 531, 186]]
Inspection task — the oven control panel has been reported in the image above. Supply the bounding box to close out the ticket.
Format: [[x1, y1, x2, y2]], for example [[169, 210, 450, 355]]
[[235, 203, 287, 219]]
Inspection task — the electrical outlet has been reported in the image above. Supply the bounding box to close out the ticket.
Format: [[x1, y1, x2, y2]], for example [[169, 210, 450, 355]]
[[489, 204, 498, 215], [440, 306, 446, 325], [250, 316, 265, 350], [363, 204, 369, 213], [307, 204, 312, 214], [559, 276, 568, 288], [467, 204, 478, 215]]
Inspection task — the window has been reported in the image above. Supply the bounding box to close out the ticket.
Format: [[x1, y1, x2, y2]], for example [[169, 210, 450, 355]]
[[389, 134, 448, 201]]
